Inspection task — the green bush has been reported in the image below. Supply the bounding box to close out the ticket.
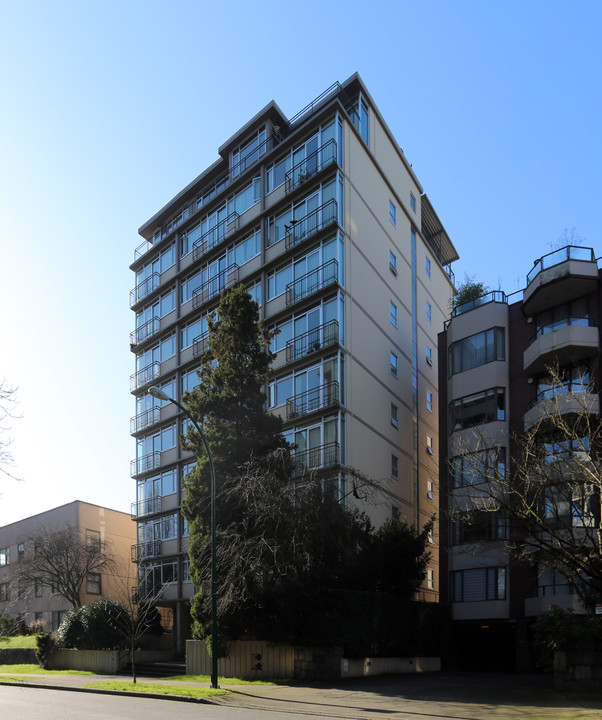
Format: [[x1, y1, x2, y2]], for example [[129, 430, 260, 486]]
[[59, 600, 126, 650], [35, 631, 58, 668], [532, 606, 602, 670], [0, 614, 18, 636]]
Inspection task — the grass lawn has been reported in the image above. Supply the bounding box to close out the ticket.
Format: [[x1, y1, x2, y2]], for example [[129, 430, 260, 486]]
[[86, 681, 229, 698], [163, 674, 293, 685], [0, 664, 93, 675], [0, 635, 38, 648]]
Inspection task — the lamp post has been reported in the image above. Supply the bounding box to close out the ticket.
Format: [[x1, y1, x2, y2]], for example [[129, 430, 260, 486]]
[[148, 386, 219, 689]]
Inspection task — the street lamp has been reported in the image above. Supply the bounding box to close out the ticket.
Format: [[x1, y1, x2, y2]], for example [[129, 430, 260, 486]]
[[148, 386, 219, 689]]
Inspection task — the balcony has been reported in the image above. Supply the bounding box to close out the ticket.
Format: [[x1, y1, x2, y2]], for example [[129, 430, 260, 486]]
[[285, 199, 338, 251], [130, 272, 160, 308], [131, 495, 162, 519], [286, 319, 340, 363], [192, 330, 210, 358], [523, 319, 599, 374], [524, 388, 599, 431], [523, 246, 599, 316], [524, 584, 583, 616], [451, 290, 507, 318], [192, 264, 240, 310], [130, 406, 161, 435], [130, 362, 161, 392], [286, 259, 338, 307], [130, 316, 161, 348], [192, 212, 239, 263], [291, 441, 340, 477], [132, 583, 165, 603], [284, 139, 337, 194], [131, 540, 162, 563], [130, 451, 161, 478], [286, 381, 340, 420]]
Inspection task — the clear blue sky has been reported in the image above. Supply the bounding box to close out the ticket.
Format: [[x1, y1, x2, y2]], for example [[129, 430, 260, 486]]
[[0, 0, 600, 524]]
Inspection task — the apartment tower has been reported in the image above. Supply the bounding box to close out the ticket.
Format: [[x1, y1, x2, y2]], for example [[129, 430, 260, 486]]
[[130, 74, 458, 649]]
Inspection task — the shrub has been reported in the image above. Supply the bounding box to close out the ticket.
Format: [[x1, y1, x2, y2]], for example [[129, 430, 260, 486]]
[[0, 614, 18, 636], [532, 606, 602, 670], [35, 631, 58, 668], [59, 599, 126, 650]]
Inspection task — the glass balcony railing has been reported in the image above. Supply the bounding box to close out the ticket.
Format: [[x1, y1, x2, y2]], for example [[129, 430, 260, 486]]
[[286, 381, 339, 419], [452, 290, 507, 318], [286, 319, 340, 363], [130, 451, 161, 478], [286, 259, 338, 307], [285, 199, 338, 251], [284, 139, 337, 194], [130, 495, 162, 519], [526, 246, 595, 287], [130, 317, 161, 347], [130, 273, 160, 307]]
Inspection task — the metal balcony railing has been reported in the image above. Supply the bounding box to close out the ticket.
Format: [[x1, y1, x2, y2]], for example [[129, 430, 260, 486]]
[[192, 330, 210, 358], [130, 406, 161, 434], [286, 259, 338, 307], [192, 264, 239, 310], [132, 583, 164, 602], [131, 540, 162, 562], [286, 319, 340, 363], [527, 245, 596, 287], [285, 199, 338, 251], [130, 451, 161, 478], [192, 212, 239, 263], [130, 362, 161, 392], [284, 139, 337, 194], [130, 273, 160, 307], [130, 316, 161, 347], [291, 441, 340, 477], [286, 381, 339, 419], [130, 495, 162, 519]]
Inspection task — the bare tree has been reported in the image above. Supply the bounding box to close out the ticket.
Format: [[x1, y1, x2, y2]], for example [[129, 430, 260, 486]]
[[0, 379, 20, 480], [10, 525, 115, 608], [449, 364, 602, 609]]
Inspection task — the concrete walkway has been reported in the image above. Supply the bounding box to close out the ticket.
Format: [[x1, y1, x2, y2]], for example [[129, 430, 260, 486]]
[[1, 671, 602, 719]]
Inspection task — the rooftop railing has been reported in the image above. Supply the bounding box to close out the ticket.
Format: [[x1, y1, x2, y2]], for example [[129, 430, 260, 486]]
[[286, 259, 339, 307], [286, 319, 340, 364], [452, 290, 507, 318], [526, 245, 596, 286], [285, 199, 338, 251]]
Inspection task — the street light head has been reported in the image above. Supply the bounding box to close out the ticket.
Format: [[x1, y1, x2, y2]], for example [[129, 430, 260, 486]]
[[148, 386, 170, 402]]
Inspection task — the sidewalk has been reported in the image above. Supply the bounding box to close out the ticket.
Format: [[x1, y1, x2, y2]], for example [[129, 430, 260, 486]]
[[2, 671, 602, 719]]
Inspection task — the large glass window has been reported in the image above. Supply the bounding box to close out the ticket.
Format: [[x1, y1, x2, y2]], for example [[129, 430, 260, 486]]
[[536, 296, 588, 337], [451, 448, 506, 488], [450, 512, 507, 545], [227, 229, 261, 267], [232, 128, 266, 176], [0, 548, 9, 566], [536, 364, 589, 402], [449, 388, 505, 432], [137, 513, 178, 542], [449, 327, 505, 377], [451, 567, 506, 602]]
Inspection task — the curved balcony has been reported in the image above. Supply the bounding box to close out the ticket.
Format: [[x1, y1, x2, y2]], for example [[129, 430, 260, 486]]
[[523, 246, 598, 316], [523, 320, 599, 374], [524, 389, 599, 432]]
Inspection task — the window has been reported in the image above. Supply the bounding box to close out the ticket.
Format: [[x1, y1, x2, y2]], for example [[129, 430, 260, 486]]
[[427, 479, 434, 499], [536, 296, 588, 337], [426, 346, 433, 366], [392, 506, 400, 519], [448, 327, 505, 377], [390, 301, 398, 327], [35, 583, 43, 598], [86, 530, 101, 548], [451, 448, 506, 488], [267, 263, 293, 301], [451, 512, 507, 545], [427, 528, 434, 544], [427, 390, 433, 412], [389, 250, 397, 275], [410, 193, 416, 212], [34, 612, 43, 622], [0, 548, 9, 566], [232, 127, 266, 176], [426, 302, 432, 324], [86, 573, 101, 595], [391, 404, 399, 428], [389, 200, 396, 226], [390, 352, 398, 377], [17, 543, 24, 559], [449, 388, 505, 432], [425, 256, 431, 278], [0, 583, 8, 602], [536, 363, 590, 403], [426, 436, 434, 455], [451, 567, 506, 602], [391, 454, 399, 478], [427, 568, 434, 589], [51, 611, 66, 631]]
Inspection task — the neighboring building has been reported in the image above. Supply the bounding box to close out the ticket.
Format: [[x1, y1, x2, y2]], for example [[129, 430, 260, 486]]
[[439, 244, 599, 671], [129, 73, 458, 650], [0, 501, 136, 630]]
